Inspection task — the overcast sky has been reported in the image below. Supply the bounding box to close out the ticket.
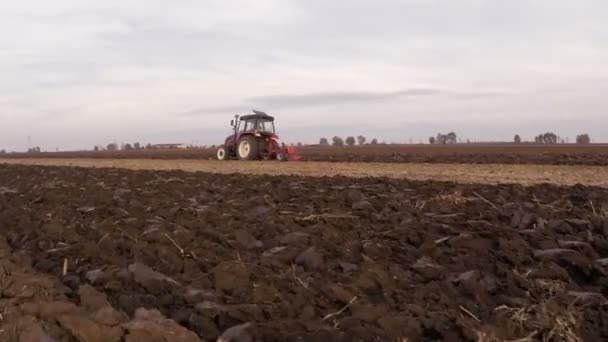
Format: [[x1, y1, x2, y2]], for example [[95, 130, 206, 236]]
[[1, 0, 607, 150]]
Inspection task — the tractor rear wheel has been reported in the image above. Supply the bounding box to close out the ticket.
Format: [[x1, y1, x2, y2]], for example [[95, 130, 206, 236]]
[[216, 145, 229, 160], [237, 136, 259, 160]]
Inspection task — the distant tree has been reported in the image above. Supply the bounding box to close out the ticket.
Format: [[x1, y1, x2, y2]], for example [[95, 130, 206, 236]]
[[429, 136, 436, 144], [345, 136, 356, 146], [124, 143, 134, 150], [28, 147, 41, 153], [297, 142, 303, 147], [134, 142, 141, 150], [332, 136, 345, 147], [576, 134, 591, 144], [543, 132, 558, 144], [94, 146, 99, 151], [107, 143, 118, 151], [145, 143, 153, 149], [433, 132, 457, 144], [446, 132, 457, 144], [319, 138, 329, 146], [0, 149, 6, 154], [534, 132, 558, 144], [357, 135, 366, 145], [370, 138, 378, 145], [514, 134, 522, 144]]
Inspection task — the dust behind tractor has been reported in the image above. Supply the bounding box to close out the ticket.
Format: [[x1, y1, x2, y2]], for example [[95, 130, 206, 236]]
[[216, 110, 298, 161]]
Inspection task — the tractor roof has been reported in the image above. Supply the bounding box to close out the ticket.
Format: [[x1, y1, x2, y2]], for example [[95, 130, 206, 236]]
[[240, 110, 274, 121]]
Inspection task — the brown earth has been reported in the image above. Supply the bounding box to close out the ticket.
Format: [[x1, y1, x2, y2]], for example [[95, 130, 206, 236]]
[[1, 164, 608, 341], [5, 144, 608, 165], [3, 158, 608, 188]]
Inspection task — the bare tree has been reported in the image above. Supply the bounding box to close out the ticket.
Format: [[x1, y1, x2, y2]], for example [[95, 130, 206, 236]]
[[576, 134, 591, 144], [429, 136, 436, 144], [94, 146, 99, 151], [124, 143, 134, 150], [356, 135, 366, 145], [107, 143, 118, 151], [514, 135, 522, 144], [319, 138, 329, 146], [433, 132, 458, 144], [543, 132, 557, 144], [446, 132, 457, 144], [345, 136, 356, 146], [134, 142, 141, 150], [370, 138, 378, 145], [0, 149, 6, 154], [332, 136, 345, 146]]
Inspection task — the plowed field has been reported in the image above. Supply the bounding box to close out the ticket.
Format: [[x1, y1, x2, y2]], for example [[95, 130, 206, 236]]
[[5, 144, 608, 165], [1, 164, 607, 341]]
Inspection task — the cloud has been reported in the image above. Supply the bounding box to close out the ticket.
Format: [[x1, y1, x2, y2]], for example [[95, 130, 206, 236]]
[[248, 89, 441, 107], [180, 106, 246, 117], [179, 89, 440, 115], [181, 88, 510, 115]]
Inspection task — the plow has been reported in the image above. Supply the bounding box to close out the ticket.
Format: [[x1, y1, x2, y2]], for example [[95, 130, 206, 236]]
[[216, 110, 299, 161]]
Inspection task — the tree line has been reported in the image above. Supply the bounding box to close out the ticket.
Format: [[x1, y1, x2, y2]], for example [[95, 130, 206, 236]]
[[524, 133, 591, 144], [316, 132, 594, 146], [95, 142, 154, 151], [0, 132, 597, 153], [319, 136, 380, 146]]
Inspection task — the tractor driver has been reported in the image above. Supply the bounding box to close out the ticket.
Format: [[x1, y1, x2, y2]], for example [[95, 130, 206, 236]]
[[253, 120, 263, 131]]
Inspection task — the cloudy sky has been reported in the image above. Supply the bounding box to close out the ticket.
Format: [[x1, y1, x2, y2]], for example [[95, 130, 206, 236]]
[[1, 0, 607, 150]]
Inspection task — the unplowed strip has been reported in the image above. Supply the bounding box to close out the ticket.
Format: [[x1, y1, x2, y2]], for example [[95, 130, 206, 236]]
[[3, 158, 607, 187]]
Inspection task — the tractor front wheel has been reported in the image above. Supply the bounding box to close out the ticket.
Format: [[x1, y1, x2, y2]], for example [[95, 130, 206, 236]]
[[237, 136, 259, 160], [276, 151, 288, 162], [216, 145, 229, 160]]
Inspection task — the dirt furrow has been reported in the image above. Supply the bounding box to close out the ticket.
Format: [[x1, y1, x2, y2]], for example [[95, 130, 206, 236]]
[[2, 158, 608, 188]]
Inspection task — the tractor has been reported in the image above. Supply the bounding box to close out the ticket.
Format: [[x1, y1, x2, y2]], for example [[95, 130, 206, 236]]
[[216, 110, 296, 161]]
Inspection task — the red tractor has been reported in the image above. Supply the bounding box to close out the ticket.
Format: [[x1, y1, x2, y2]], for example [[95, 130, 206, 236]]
[[216, 110, 296, 161]]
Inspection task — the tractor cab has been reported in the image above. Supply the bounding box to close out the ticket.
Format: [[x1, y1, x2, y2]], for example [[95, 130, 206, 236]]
[[234, 113, 276, 136], [217, 110, 294, 161]]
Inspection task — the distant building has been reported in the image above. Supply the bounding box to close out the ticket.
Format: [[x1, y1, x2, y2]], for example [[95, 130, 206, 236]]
[[152, 143, 191, 149]]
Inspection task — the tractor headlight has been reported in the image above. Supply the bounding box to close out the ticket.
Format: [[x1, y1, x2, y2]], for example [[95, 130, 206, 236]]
[[254, 132, 261, 137]]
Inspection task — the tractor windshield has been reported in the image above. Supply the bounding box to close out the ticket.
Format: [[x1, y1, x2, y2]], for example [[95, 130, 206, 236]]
[[244, 119, 274, 133], [256, 119, 274, 133]]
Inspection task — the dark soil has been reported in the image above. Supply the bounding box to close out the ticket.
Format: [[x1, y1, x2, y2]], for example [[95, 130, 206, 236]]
[[299, 145, 608, 166], [5, 144, 608, 166], [1, 164, 608, 341]]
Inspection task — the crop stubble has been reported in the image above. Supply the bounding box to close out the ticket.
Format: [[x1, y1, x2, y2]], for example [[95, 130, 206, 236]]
[[2, 157, 608, 188]]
